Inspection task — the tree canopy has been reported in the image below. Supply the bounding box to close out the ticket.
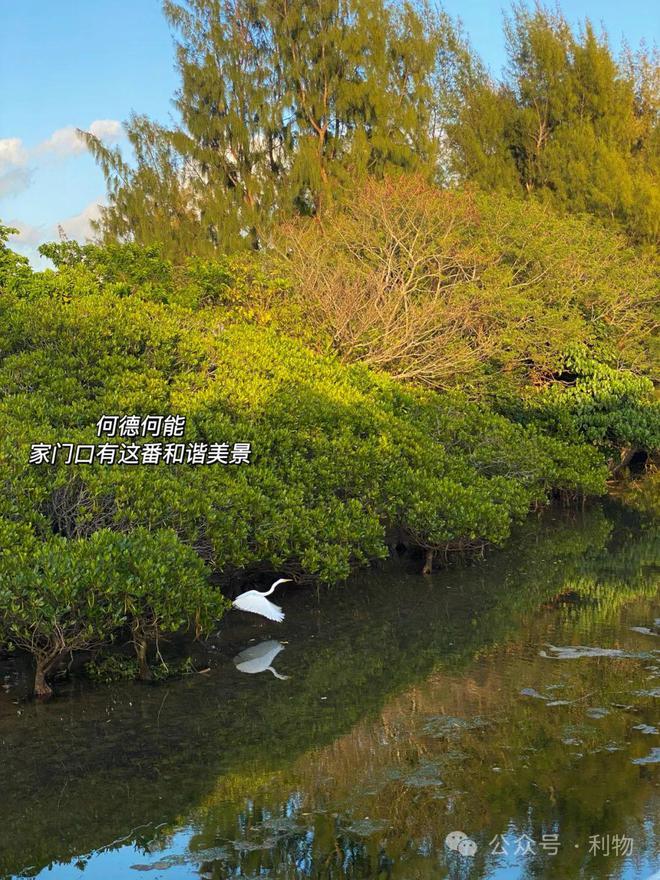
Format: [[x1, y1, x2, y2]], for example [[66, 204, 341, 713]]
[[81, 1, 659, 254], [84, 0, 454, 258], [447, 4, 659, 243]]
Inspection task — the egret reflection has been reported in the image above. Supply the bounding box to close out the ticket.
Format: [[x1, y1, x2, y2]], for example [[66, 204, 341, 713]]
[[232, 578, 291, 622], [233, 640, 290, 679]]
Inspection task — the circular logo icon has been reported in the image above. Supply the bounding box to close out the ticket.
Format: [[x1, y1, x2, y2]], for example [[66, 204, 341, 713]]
[[458, 838, 478, 857], [445, 830, 478, 857], [445, 831, 467, 851]]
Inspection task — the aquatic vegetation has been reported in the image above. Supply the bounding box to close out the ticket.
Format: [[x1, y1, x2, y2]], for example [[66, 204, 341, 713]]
[[0, 232, 629, 696], [0, 527, 226, 697]]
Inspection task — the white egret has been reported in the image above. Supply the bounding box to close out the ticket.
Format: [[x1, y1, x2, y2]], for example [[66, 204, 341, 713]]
[[232, 578, 291, 622], [233, 640, 289, 679]]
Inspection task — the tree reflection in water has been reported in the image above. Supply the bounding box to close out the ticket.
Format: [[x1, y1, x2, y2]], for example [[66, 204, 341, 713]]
[[0, 505, 657, 880]]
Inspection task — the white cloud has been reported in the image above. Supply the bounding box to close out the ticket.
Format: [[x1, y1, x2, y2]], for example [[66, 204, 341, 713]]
[[88, 119, 124, 142], [38, 125, 86, 156], [0, 138, 31, 197], [57, 199, 104, 242], [0, 137, 28, 172], [0, 166, 32, 198], [9, 220, 43, 246], [6, 199, 105, 268], [0, 122, 124, 201], [39, 119, 124, 157]]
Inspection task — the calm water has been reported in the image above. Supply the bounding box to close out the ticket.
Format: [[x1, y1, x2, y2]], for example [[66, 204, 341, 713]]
[[1, 504, 658, 880]]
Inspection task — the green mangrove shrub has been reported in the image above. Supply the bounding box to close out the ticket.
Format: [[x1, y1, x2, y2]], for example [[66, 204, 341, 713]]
[[503, 346, 660, 470], [0, 525, 226, 697], [0, 237, 628, 696]]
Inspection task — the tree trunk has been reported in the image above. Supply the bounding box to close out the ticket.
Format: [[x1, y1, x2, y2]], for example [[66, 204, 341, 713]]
[[422, 548, 435, 576], [609, 445, 639, 477], [33, 660, 53, 700], [134, 633, 153, 681]]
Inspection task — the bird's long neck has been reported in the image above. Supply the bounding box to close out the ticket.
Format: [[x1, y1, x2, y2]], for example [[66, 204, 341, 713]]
[[260, 578, 287, 597]]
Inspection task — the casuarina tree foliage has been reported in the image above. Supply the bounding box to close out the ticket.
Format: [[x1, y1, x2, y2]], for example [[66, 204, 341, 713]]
[[447, 5, 659, 243], [83, 0, 455, 257]]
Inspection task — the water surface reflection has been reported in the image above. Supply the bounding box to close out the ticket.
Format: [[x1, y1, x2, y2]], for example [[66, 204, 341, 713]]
[[0, 505, 658, 879], [233, 640, 289, 679]]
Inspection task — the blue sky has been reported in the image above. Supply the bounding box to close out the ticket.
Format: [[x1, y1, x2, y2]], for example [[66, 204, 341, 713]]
[[1, 0, 658, 264]]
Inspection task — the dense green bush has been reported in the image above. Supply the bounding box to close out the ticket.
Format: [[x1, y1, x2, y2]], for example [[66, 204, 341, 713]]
[[0, 525, 225, 697], [0, 233, 653, 697], [32, 238, 303, 331], [497, 346, 660, 469], [0, 289, 604, 567]]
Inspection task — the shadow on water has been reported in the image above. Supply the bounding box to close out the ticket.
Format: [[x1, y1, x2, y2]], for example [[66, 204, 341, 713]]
[[0, 503, 658, 879]]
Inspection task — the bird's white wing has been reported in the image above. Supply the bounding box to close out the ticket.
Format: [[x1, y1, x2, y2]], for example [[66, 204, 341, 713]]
[[233, 640, 284, 672], [234, 640, 283, 662], [255, 597, 284, 622], [234, 640, 287, 675], [232, 591, 285, 622]]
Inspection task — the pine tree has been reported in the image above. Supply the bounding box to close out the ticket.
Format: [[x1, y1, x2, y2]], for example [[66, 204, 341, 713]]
[[82, 115, 209, 257], [85, 0, 454, 257], [447, 4, 659, 243]]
